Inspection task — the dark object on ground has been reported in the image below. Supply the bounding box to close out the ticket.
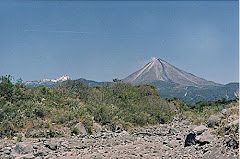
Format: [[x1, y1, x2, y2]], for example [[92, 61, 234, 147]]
[[226, 138, 239, 149], [184, 133, 196, 147]]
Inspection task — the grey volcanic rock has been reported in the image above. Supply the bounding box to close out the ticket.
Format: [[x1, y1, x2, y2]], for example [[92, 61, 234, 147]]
[[193, 125, 208, 135], [12, 142, 33, 154], [124, 57, 218, 87], [74, 123, 88, 135], [186, 125, 215, 146], [220, 109, 230, 116], [168, 127, 178, 135], [45, 142, 58, 151], [225, 119, 239, 130], [196, 131, 215, 145], [208, 115, 222, 128]]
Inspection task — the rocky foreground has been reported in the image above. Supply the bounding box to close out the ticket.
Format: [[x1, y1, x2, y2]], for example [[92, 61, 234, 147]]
[[0, 113, 239, 159]]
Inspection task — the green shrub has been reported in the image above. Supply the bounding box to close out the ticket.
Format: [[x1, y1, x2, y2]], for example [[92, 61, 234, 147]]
[[0, 121, 14, 138], [71, 127, 79, 135], [17, 134, 23, 142], [49, 129, 56, 138]]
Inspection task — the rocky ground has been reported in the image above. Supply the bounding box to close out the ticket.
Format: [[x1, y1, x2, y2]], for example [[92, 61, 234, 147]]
[[0, 109, 239, 159]]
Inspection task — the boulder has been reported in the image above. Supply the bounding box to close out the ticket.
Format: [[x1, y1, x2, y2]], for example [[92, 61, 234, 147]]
[[74, 123, 88, 135], [232, 119, 239, 125], [229, 119, 239, 127], [220, 109, 230, 116], [12, 142, 33, 154], [195, 131, 214, 145], [186, 124, 215, 147], [193, 125, 208, 135], [225, 119, 239, 130], [45, 142, 58, 151], [168, 127, 177, 135], [207, 115, 221, 128]]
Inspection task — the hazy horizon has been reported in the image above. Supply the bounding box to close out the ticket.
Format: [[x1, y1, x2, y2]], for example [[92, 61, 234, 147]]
[[0, 1, 238, 84]]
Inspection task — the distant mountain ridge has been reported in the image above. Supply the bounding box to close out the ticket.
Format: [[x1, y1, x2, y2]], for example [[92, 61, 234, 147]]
[[24, 58, 239, 103], [77, 78, 110, 87], [25, 75, 108, 88]]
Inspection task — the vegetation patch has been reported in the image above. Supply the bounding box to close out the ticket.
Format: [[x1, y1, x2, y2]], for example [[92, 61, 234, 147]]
[[0, 75, 175, 138]]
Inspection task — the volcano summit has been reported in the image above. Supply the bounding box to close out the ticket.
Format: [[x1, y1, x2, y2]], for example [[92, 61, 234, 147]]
[[124, 58, 238, 103], [124, 57, 218, 87]]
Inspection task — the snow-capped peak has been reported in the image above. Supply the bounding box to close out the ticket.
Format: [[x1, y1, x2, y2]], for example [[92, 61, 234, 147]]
[[25, 75, 71, 85], [51, 75, 71, 82], [24, 75, 72, 87], [42, 78, 51, 82]]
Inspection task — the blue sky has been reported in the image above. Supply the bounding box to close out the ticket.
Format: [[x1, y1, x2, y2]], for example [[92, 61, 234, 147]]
[[0, 1, 238, 84]]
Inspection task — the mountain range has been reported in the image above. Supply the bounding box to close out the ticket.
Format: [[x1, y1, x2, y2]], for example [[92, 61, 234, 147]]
[[25, 76, 108, 88], [25, 58, 239, 103]]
